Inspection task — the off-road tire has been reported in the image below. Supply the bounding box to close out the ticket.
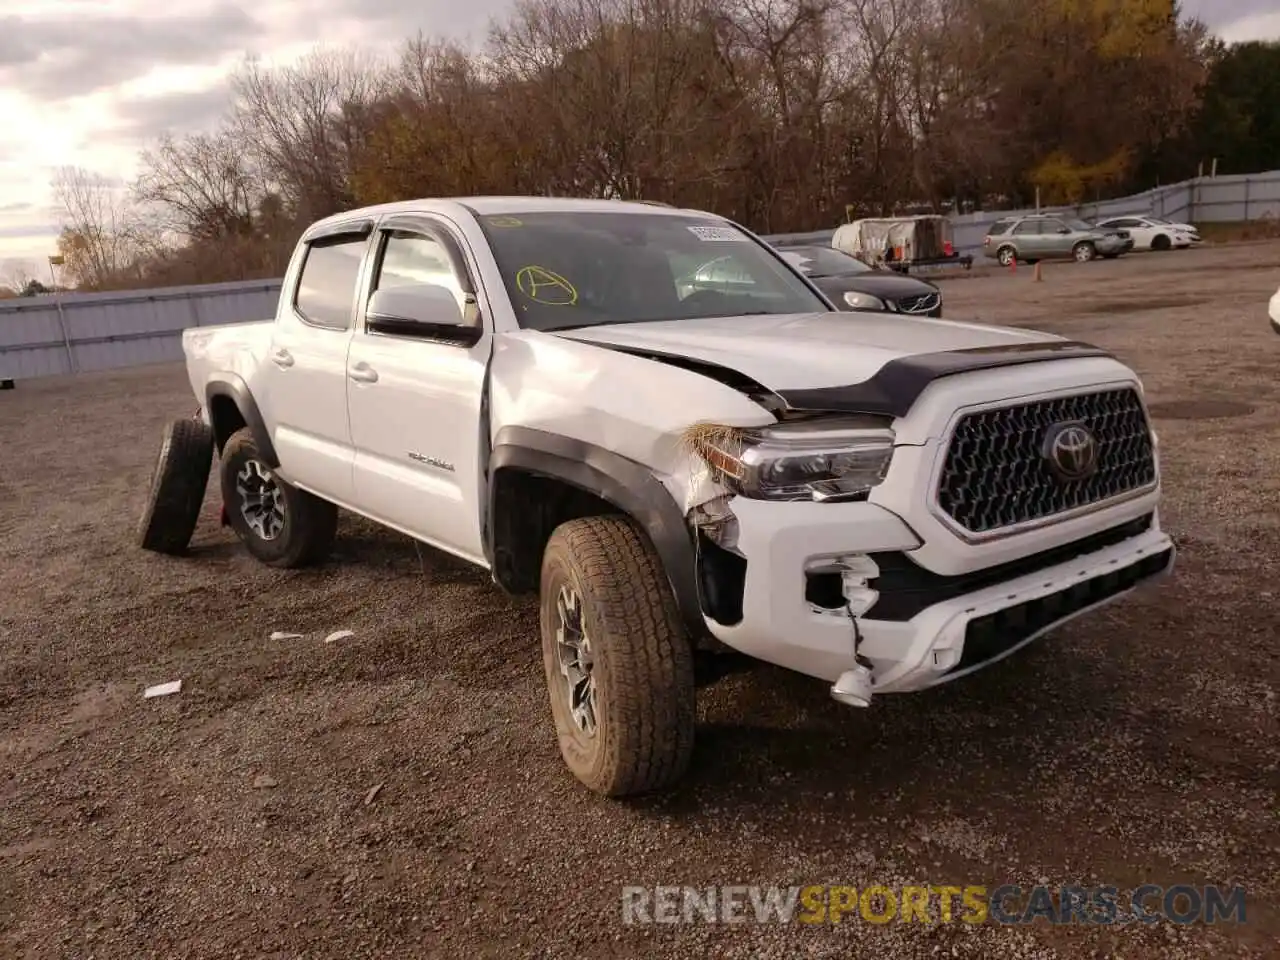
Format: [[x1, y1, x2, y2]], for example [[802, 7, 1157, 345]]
[[1073, 241, 1096, 263], [997, 245, 1016, 267], [539, 516, 696, 797], [1151, 234, 1172, 251], [137, 417, 214, 555], [219, 427, 337, 568]]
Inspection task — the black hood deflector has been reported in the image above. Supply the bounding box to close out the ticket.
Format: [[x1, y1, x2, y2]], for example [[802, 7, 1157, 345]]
[[563, 336, 1115, 418]]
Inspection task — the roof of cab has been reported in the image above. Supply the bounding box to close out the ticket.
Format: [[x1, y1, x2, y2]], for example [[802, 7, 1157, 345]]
[[304, 195, 721, 235]]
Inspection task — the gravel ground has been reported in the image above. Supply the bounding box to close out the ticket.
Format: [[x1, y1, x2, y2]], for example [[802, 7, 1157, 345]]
[[2, 240, 1278, 959]]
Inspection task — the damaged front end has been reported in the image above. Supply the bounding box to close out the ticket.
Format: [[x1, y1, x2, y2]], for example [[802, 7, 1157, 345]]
[[679, 415, 905, 707]]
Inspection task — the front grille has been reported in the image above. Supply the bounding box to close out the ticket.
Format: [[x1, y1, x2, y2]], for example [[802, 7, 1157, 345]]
[[897, 292, 941, 314], [936, 387, 1156, 534], [948, 546, 1172, 674]]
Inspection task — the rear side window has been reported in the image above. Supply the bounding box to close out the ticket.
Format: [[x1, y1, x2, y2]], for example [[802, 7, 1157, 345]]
[[987, 220, 1013, 236], [294, 236, 368, 330]]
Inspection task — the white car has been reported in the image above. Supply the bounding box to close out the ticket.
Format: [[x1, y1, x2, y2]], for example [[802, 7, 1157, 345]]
[[1270, 285, 1280, 335], [139, 196, 1174, 798], [1095, 216, 1200, 251]]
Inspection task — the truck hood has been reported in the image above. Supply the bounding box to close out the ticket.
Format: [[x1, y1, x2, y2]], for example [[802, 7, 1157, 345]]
[[553, 312, 1056, 389], [550, 312, 1114, 420]]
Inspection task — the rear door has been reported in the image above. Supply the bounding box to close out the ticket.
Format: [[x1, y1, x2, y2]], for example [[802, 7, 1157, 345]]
[[256, 221, 372, 504], [1010, 219, 1043, 258], [345, 214, 494, 566]]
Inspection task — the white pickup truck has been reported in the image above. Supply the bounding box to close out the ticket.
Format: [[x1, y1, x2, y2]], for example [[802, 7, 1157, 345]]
[[139, 196, 1175, 797]]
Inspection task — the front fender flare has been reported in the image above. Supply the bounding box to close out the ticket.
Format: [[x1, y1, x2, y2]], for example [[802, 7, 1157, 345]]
[[204, 373, 279, 468], [486, 426, 704, 639]]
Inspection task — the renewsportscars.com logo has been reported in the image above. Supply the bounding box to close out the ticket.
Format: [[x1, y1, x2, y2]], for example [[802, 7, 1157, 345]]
[[620, 884, 1248, 926]]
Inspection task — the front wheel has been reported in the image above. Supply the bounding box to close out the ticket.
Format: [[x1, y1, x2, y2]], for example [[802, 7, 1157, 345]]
[[1073, 242, 1096, 263], [539, 516, 696, 797], [219, 427, 337, 568]]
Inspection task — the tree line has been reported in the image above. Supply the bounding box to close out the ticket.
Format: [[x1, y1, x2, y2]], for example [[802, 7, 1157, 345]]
[[42, 0, 1280, 291]]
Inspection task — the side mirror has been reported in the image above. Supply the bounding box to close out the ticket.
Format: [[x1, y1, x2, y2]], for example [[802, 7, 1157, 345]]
[[365, 283, 479, 344]]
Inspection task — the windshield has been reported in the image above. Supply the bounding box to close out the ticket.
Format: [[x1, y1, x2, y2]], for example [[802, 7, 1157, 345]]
[[777, 246, 872, 277], [474, 211, 829, 331], [1147, 217, 1169, 224]]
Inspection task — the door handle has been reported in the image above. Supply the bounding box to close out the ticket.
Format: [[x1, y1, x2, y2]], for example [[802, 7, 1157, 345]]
[[348, 362, 378, 384], [270, 347, 294, 368]]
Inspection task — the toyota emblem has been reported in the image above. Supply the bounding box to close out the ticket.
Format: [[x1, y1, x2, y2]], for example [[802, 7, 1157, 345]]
[[1042, 421, 1099, 481]]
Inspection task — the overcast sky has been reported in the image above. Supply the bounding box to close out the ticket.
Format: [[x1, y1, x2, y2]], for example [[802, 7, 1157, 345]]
[[1, 0, 1276, 281]]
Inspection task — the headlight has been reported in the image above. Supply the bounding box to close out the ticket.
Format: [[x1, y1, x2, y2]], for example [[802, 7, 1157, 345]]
[[692, 418, 895, 502], [843, 290, 887, 311]]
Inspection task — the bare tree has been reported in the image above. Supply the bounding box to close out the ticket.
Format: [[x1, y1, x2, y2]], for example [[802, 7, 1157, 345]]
[[50, 166, 142, 288], [134, 131, 264, 242], [228, 46, 392, 224]]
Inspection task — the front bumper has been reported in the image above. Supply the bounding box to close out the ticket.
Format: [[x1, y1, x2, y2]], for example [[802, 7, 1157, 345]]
[[701, 498, 1175, 695]]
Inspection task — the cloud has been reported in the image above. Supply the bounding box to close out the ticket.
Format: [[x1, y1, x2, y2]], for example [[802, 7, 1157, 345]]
[[113, 85, 234, 142], [0, 4, 262, 101], [1183, 0, 1280, 39], [281, 0, 510, 47], [0, 222, 60, 240], [1218, 13, 1280, 44]]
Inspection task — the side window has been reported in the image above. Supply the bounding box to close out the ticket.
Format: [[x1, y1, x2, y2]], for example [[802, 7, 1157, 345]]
[[373, 230, 467, 315], [1045, 219, 1069, 233], [1012, 220, 1038, 236], [987, 220, 1013, 236], [294, 236, 367, 330]]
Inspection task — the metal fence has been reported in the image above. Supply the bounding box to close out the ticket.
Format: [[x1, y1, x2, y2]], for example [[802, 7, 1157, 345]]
[[763, 169, 1280, 256], [2, 169, 1278, 382], [0, 279, 281, 381]]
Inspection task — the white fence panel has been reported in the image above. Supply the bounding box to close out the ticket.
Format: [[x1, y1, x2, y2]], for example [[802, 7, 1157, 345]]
[[0, 279, 281, 381]]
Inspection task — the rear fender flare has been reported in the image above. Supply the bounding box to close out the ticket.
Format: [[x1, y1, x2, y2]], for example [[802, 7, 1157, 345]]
[[204, 374, 279, 467]]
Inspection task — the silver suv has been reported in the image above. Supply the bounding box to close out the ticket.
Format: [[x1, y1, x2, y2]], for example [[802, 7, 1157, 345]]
[[983, 214, 1131, 266]]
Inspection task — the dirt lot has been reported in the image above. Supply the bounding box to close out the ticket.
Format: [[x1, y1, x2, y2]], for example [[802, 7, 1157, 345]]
[[2, 240, 1278, 959]]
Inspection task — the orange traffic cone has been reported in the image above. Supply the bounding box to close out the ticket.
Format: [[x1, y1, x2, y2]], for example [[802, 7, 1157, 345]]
[[1009, 254, 1017, 273], [1034, 262, 1043, 282]]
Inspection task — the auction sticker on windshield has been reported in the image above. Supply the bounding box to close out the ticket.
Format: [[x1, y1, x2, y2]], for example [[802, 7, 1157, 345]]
[[688, 225, 748, 242]]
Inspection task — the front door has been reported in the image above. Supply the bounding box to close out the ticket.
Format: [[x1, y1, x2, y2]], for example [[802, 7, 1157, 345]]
[[345, 216, 494, 566], [255, 227, 370, 504]]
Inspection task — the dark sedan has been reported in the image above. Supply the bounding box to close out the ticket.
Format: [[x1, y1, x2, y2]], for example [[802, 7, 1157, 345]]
[[774, 244, 943, 316]]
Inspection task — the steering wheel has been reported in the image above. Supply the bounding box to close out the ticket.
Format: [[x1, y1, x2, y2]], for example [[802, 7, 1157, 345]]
[[679, 289, 735, 312]]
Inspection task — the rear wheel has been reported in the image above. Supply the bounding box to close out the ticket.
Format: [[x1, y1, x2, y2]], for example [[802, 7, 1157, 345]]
[[1073, 242, 1096, 263], [539, 516, 696, 797], [219, 427, 337, 568], [997, 245, 1016, 267]]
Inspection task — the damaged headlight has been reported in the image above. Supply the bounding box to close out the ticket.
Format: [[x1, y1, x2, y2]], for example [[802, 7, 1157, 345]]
[[692, 418, 895, 502]]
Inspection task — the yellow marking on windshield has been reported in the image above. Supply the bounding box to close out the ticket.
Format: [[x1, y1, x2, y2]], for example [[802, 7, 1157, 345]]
[[516, 265, 578, 305]]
